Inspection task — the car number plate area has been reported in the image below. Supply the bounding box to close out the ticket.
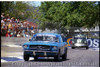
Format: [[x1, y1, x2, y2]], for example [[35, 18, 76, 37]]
[[33, 51, 44, 56]]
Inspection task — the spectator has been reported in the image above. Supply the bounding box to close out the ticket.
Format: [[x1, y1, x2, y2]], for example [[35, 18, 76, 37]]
[[25, 32, 29, 37], [17, 33, 20, 37], [10, 29, 14, 37], [21, 22, 24, 27], [17, 19, 20, 23], [6, 16, 10, 22], [1, 27, 7, 36], [30, 26, 34, 36], [13, 31, 17, 37], [8, 23, 12, 29], [30, 26, 34, 30], [14, 19, 17, 23], [10, 17, 14, 23], [1, 13, 37, 37], [1, 13, 5, 19], [10, 32, 13, 37], [1, 18, 5, 24], [17, 32, 21, 37], [22, 30, 25, 37], [6, 31, 11, 37], [6, 14, 10, 19], [10, 18, 13, 23]]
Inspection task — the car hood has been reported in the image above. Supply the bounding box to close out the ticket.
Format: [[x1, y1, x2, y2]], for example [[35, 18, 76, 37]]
[[24, 41, 59, 46]]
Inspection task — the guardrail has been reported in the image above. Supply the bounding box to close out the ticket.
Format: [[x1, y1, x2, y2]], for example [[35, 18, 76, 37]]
[[1, 37, 31, 46]]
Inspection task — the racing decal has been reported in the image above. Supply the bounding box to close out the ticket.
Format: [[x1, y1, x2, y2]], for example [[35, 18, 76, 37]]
[[87, 39, 99, 48], [66, 38, 72, 46]]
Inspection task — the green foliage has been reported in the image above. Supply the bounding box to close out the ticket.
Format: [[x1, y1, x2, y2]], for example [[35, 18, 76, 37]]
[[26, 4, 40, 22], [39, 1, 99, 31], [1, 2, 14, 16], [1, 2, 27, 20], [1, 1, 40, 21]]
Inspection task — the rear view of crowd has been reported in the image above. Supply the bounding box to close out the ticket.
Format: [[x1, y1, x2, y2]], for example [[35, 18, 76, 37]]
[[1, 13, 37, 37]]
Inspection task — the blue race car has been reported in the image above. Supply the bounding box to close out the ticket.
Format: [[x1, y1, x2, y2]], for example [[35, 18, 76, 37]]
[[23, 33, 68, 61]]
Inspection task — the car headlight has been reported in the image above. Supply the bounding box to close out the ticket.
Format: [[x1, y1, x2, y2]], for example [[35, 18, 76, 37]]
[[52, 46, 58, 50], [23, 45, 28, 48], [84, 41, 87, 43]]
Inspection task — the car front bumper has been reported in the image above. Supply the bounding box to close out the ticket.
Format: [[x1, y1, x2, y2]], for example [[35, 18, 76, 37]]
[[72, 43, 88, 47], [24, 50, 58, 57]]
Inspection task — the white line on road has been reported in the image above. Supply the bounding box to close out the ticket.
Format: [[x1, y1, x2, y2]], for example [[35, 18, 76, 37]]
[[1, 55, 34, 63], [9, 56, 34, 60], [2, 44, 22, 47], [88, 48, 99, 51], [1, 59, 8, 63]]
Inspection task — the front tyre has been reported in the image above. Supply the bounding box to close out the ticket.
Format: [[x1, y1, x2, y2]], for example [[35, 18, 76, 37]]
[[34, 56, 38, 60], [72, 47, 75, 49], [62, 49, 67, 60], [24, 54, 29, 61], [86, 46, 88, 50], [54, 50, 60, 61], [54, 55, 60, 61]]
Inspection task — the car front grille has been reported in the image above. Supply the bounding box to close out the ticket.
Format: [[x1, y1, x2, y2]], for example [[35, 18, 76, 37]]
[[29, 45, 50, 50]]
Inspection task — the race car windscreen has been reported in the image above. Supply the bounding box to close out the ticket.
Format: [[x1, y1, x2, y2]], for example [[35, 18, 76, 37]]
[[32, 36, 59, 42], [73, 34, 86, 39]]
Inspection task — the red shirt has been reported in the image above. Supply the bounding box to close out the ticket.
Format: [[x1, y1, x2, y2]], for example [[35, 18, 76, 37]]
[[6, 33, 11, 37]]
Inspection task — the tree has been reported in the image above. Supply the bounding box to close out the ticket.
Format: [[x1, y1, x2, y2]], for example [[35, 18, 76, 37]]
[[26, 2, 41, 22], [39, 1, 99, 35], [1, 1, 40, 21], [1, 2, 15, 16]]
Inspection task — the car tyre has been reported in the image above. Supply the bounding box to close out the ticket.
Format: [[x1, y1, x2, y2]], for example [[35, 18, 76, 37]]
[[54, 55, 60, 61], [86, 46, 88, 50], [24, 54, 29, 61], [54, 50, 60, 61], [62, 49, 67, 60], [72, 47, 75, 49], [34, 56, 38, 60]]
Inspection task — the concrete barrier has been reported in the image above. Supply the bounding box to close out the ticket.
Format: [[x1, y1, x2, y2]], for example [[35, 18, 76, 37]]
[[1, 37, 31, 46]]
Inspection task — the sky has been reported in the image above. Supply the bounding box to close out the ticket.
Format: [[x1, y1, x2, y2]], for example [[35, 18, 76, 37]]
[[1, 0, 98, 7], [31, 1, 98, 7], [30, 1, 41, 7]]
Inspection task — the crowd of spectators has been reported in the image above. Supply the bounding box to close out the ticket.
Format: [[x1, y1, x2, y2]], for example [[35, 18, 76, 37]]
[[1, 13, 37, 37]]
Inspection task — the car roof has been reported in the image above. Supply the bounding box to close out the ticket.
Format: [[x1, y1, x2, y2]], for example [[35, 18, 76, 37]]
[[73, 34, 86, 37], [35, 33, 61, 36]]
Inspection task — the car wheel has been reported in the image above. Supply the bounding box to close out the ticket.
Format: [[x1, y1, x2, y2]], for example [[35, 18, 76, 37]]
[[34, 56, 38, 60], [24, 54, 29, 61], [62, 49, 67, 60], [86, 46, 88, 50], [72, 47, 75, 49], [54, 50, 60, 61], [54, 55, 60, 61]]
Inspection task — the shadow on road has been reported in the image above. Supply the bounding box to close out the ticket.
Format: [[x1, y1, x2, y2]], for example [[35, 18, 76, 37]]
[[71, 48, 89, 50], [29, 58, 70, 62]]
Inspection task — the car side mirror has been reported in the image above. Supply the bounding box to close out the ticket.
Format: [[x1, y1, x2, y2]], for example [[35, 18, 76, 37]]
[[29, 39, 31, 41]]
